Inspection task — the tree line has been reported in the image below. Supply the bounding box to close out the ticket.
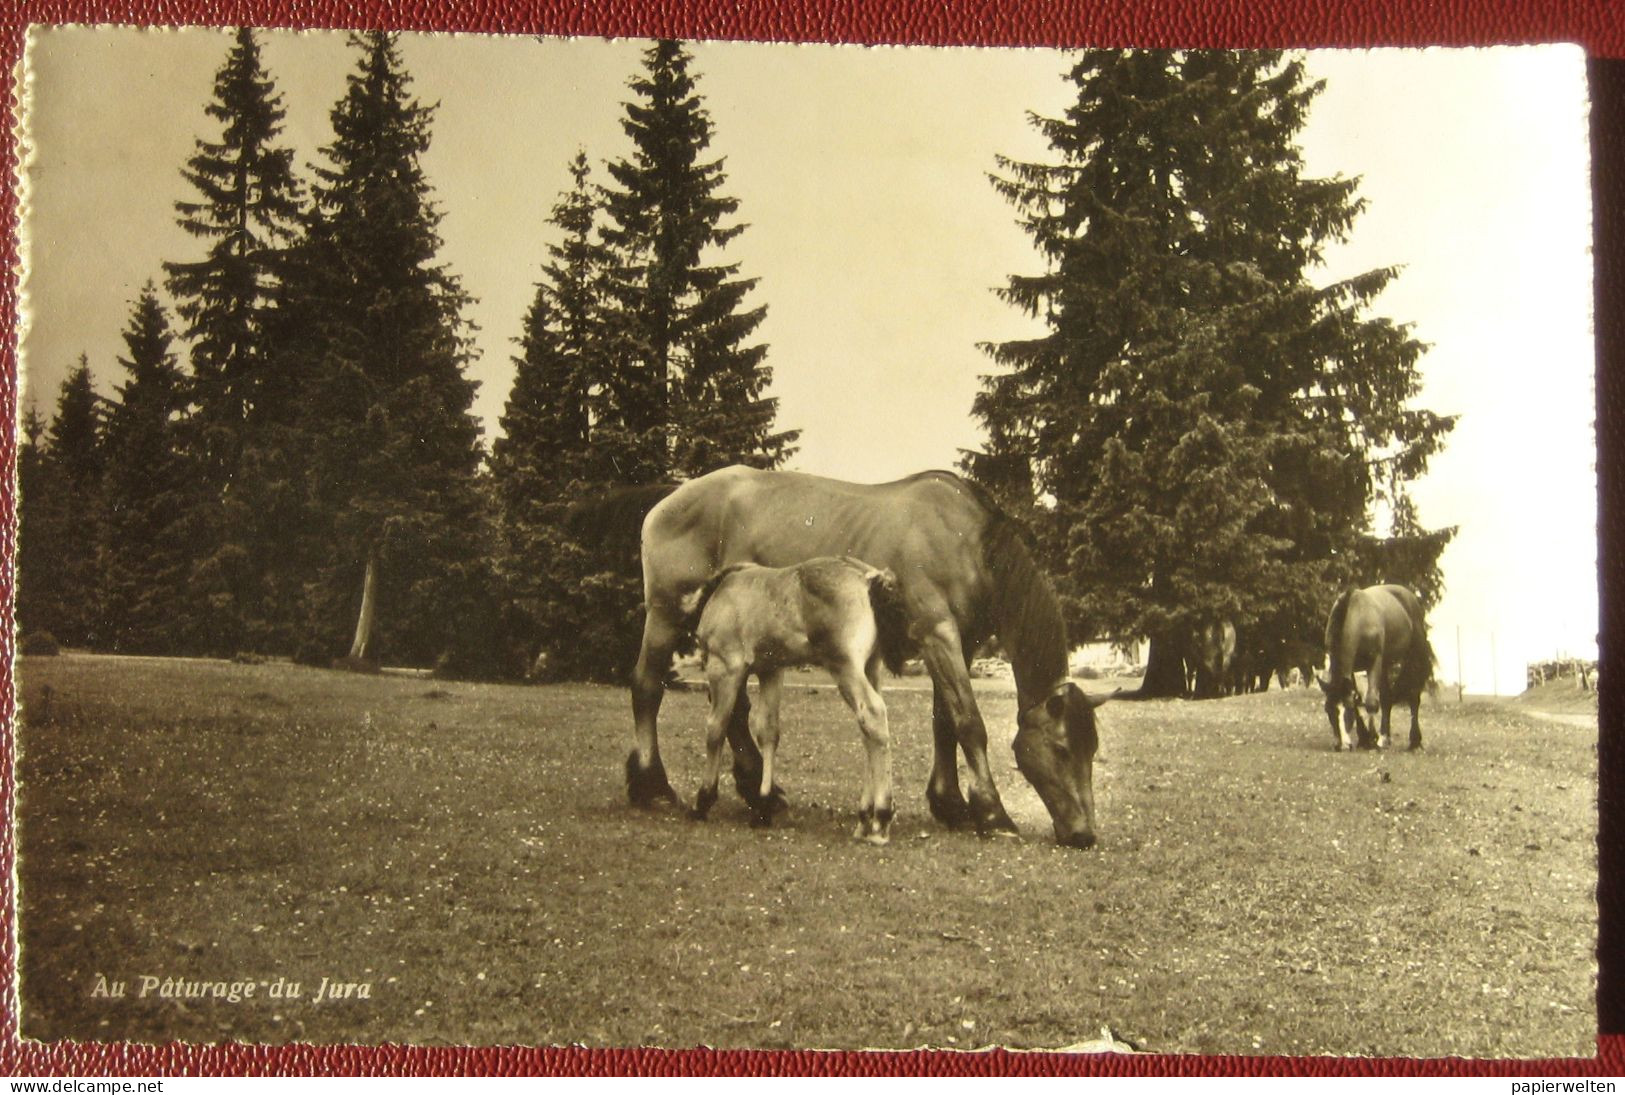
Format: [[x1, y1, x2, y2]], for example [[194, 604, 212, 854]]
[[20, 32, 794, 679], [19, 36, 1452, 689]]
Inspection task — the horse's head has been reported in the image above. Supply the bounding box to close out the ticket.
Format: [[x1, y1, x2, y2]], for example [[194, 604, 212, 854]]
[[1013, 682, 1117, 850], [1317, 672, 1364, 746]]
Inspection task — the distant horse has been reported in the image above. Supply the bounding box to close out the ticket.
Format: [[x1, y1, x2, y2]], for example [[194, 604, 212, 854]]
[[1278, 638, 1318, 690], [682, 557, 909, 843], [1188, 620, 1237, 699], [1319, 584, 1435, 751], [615, 465, 1113, 849]]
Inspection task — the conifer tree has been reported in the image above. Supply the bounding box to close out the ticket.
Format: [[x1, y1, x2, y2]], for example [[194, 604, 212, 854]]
[[39, 357, 106, 646], [491, 152, 611, 519], [98, 285, 199, 653], [165, 26, 303, 475], [164, 26, 305, 651], [279, 31, 488, 670], [16, 402, 60, 641], [973, 50, 1455, 696], [491, 153, 641, 680], [598, 38, 797, 481]]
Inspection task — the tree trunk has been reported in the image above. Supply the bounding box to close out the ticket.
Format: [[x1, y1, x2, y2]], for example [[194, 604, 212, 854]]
[[1132, 635, 1188, 699], [348, 553, 378, 661]]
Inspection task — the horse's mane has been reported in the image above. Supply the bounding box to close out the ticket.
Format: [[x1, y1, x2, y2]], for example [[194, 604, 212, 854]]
[[921, 471, 1068, 703], [563, 482, 680, 566], [1324, 588, 1354, 677]]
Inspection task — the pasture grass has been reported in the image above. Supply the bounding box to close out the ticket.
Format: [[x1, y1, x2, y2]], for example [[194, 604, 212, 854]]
[[15, 654, 1596, 1056]]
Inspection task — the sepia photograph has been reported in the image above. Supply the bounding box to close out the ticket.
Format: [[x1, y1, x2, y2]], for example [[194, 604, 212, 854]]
[[11, 26, 1598, 1057]]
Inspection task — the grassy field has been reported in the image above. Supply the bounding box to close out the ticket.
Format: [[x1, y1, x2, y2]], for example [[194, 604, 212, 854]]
[[14, 654, 1596, 1056]]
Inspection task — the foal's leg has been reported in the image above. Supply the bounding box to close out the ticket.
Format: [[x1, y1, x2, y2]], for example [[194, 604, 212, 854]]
[[629, 606, 684, 808], [749, 670, 784, 828], [727, 683, 788, 817], [838, 659, 894, 845], [691, 662, 745, 821]]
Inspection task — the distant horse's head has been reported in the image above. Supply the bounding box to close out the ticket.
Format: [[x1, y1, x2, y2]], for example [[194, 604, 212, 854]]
[[1318, 672, 1365, 748], [1013, 682, 1118, 850]]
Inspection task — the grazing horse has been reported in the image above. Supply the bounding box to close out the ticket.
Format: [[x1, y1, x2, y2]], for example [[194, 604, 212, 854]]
[[682, 557, 909, 843], [1188, 620, 1238, 699], [1319, 584, 1435, 751], [624, 465, 1112, 849]]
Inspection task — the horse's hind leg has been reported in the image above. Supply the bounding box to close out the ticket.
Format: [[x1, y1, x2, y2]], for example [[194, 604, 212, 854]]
[[630, 608, 683, 808], [748, 670, 783, 828]]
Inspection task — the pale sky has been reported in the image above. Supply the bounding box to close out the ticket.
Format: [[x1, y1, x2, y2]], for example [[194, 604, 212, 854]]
[[16, 29, 1596, 694]]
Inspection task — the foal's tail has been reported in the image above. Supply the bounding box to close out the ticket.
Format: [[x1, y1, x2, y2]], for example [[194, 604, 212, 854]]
[[679, 563, 750, 632], [867, 569, 911, 676]]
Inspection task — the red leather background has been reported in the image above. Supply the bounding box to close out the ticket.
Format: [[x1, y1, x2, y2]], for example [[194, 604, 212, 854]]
[[3, 0, 1622, 1077]]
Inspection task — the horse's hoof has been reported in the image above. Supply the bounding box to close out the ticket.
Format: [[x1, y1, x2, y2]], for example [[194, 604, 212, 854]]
[[742, 785, 790, 817], [974, 807, 1019, 838], [865, 832, 891, 847], [688, 786, 717, 821], [627, 751, 679, 808], [926, 787, 975, 830]]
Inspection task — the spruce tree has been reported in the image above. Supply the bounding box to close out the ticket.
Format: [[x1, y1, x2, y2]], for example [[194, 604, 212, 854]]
[[164, 26, 304, 652], [16, 402, 60, 642], [165, 25, 303, 474], [598, 39, 798, 481], [974, 50, 1455, 696], [280, 31, 488, 670], [39, 357, 106, 646], [491, 153, 642, 680], [491, 152, 610, 519], [98, 285, 198, 653]]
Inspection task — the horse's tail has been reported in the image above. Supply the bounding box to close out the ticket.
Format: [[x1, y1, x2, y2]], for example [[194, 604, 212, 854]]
[[1411, 606, 1441, 699], [1419, 629, 1441, 698], [563, 482, 680, 568], [867, 568, 911, 676]]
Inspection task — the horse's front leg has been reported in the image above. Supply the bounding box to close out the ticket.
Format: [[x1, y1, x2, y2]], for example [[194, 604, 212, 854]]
[[748, 670, 783, 828], [629, 607, 684, 808], [1357, 665, 1382, 749], [921, 627, 1016, 836], [1408, 694, 1423, 751], [926, 684, 974, 829]]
